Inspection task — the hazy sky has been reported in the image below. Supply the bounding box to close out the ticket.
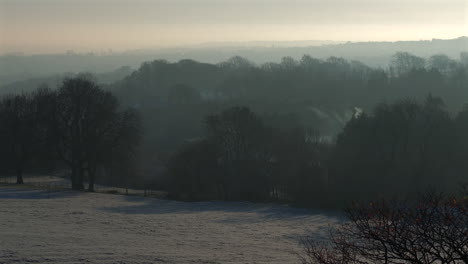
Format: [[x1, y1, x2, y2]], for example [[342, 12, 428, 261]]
[[0, 0, 467, 54]]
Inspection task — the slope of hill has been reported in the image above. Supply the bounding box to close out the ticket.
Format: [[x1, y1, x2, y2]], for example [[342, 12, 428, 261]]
[[0, 186, 339, 263]]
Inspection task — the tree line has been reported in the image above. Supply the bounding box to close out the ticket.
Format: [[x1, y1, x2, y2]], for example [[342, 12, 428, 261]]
[[110, 52, 468, 181], [168, 96, 468, 207], [1, 52, 467, 206], [0, 76, 141, 191]]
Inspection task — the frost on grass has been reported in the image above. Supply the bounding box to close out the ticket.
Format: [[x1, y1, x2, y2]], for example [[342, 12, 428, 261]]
[[0, 186, 339, 264]]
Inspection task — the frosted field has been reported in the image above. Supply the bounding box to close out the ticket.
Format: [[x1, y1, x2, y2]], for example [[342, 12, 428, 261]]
[[0, 185, 339, 264]]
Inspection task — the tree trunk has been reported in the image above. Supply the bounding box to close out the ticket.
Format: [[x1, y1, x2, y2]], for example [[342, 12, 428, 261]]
[[71, 167, 78, 189], [14, 145, 24, 184], [77, 167, 84, 190], [88, 178, 95, 192], [16, 164, 24, 184], [88, 167, 96, 192], [71, 166, 84, 190]]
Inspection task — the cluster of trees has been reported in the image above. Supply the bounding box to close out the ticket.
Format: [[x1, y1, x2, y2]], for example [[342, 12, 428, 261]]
[[168, 107, 329, 203], [110, 52, 468, 179], [115, 52, 468, 113], [301, 190, 468, 264], [0, 76, 141, 191], [0, 88, 56, 184], [168, 95, 468, 206], [328, 96, 466, 203], [1, 52, 467, 205]]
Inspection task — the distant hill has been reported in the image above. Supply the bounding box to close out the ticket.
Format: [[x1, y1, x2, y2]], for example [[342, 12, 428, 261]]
[[137, 37, 468, 66], [0, 37, 467, 88], [0, 66, 133, 94]]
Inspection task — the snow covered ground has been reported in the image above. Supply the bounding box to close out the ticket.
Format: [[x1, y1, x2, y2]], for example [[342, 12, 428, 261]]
[[0, 185, 340, 264]]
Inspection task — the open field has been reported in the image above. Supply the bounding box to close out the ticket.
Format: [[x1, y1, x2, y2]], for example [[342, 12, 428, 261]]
[[0, 185, 340, 264]]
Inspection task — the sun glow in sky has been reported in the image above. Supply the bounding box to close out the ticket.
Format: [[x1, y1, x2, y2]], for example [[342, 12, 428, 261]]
[[0, 0, 467, 54]]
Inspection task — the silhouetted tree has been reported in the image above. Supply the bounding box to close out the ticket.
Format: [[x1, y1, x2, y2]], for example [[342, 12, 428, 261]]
[[390, 52, 426, 77], [97, 108, 142, 191], [301, 190, 468, 264], [329, 96, 454, 204], [205, 106, 270, 200], [0, 88, 56, 183], [265, 114, 329, 205], [0, 94, 33, 183], [428, 54, 457, 74], [55, 76, 141, 190]]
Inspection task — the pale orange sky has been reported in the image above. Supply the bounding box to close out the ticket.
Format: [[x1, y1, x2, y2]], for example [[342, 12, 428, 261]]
[[1, 0, 467, 54]]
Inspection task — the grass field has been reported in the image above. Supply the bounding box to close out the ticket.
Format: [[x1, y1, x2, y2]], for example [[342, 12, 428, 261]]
[[0, 185, 340, 264]]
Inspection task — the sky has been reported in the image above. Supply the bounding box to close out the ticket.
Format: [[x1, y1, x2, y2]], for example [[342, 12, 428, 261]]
[[0, 0, 467, 54]]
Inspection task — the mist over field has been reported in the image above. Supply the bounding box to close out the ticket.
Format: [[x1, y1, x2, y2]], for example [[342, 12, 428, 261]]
[[0, 0, 467, 263]]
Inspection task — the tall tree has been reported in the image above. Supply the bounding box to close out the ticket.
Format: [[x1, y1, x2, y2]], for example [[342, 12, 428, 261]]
[[205, 106, 270, 200], [390, 52, 426, 77], [0, 88, 55, 184], [0, 94, 34, 183], [55, 76, 141, 190]]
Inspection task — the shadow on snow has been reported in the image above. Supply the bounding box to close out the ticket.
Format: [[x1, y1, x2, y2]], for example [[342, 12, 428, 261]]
[[99, 194, 343, 222], [0, 187, 83, 199]]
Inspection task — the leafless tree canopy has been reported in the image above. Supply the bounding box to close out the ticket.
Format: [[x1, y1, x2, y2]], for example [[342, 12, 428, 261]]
[[301, 190, 468, 264]]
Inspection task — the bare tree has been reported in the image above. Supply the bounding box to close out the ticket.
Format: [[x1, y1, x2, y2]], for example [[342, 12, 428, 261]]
[[205, 106, 270, 200], [390, 52, 426, 77], [0, 94, 33, 183], [301, 190, 468, 264], [85, 108, 141, 192], [55, 76, 141, 190], [0, 88, 55, 184]]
